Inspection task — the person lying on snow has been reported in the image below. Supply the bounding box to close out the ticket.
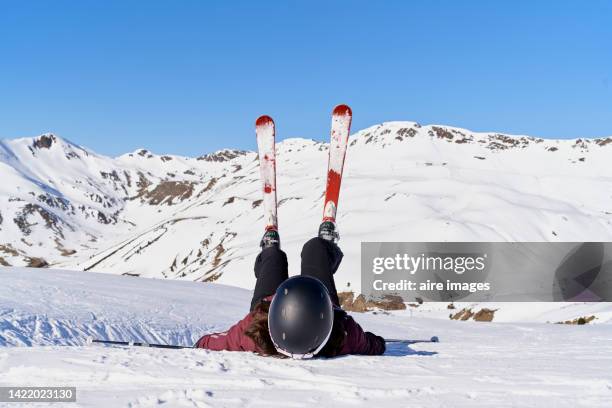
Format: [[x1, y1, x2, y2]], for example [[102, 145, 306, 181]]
[[194, 222, 386, 359]]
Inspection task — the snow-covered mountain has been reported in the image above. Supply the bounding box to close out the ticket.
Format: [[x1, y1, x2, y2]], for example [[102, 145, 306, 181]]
[[1, 123, 612, 292]]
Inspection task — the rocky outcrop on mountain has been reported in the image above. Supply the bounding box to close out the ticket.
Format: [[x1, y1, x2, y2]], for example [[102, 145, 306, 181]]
[[450, 308, 498, 322], [32, 134, 56, 149], [197, 149, 248, 162], [142, 181, 195, 205]]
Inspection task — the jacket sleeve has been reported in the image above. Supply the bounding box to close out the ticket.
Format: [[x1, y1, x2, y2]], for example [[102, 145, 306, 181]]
[[342, 314, 386, 356], [194, 313, 257, 352]]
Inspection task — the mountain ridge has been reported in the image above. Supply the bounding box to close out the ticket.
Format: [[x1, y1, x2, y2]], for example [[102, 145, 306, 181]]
[[1, 122, 612, 292]]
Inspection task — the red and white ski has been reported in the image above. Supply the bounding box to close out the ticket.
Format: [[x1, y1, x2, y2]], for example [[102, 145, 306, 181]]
[[322, 104, 352, 223], [255, 115, 278, 231]]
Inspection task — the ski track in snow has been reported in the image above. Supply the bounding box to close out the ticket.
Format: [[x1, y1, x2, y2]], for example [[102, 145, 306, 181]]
[[1, 268, 612, 407]]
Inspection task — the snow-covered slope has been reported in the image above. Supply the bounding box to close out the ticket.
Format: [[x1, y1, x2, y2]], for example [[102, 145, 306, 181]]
[[2, 123, 612, 293], [0, 133, 248, 270], [1, 268, 611, 407]]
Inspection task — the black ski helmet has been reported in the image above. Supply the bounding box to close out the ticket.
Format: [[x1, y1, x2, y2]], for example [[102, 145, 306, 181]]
[[268, 276, 334, 359]]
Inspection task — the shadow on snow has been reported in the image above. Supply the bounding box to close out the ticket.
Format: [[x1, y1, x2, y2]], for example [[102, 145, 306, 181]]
[[384, 342, 438, 357]]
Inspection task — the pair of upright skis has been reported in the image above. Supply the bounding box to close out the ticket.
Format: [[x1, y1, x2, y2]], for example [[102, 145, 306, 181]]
[[255, 104, 353, 235]]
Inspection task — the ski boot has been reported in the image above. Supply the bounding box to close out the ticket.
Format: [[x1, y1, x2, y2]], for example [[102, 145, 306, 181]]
[[260, 228, 280, 249], [318, 220, 340, 243]]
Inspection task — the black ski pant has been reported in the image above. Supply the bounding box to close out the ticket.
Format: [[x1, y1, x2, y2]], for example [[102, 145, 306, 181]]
[[250, 237, 343, 311]]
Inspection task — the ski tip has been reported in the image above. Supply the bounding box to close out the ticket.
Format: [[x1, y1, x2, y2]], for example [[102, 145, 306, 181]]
[[431, 336, 440, 343], [256, 115, 274, 128], [333, 104, 352, 117]]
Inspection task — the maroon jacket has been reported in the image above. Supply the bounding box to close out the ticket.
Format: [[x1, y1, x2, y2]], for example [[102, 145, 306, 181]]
[[195, 297, 385, 356]]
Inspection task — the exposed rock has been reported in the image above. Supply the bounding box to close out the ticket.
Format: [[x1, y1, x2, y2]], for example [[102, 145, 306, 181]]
[[37, 194, 72, 212], [32, 134, 56, 149], [487, 141, 508, 151], [123, 171, 132, 187], [27, 257, 49, 268], [200, 242, 229, 282], [351, 294, 368, 312], [55, 239, 77, 256], [338, 292, 406, 312], [197, 178, 218, 197], [474, 308, 497, 322], [369, 295, 407, 310], [97, 211, 116, 225], [134, 172, 152, 198], [556, 315, 596, 325], [198, 149, 248, 162], [450, 308, 473, 320], [395, 127, 417, 140], [573, 139, 589, 149], [59, 248, 77, 256], [13, 204, 66, 237], [492, 134, 521, 148], [450, 307, 497, 322], [100, 170, 121, 181], [65, 151, 80, 160], [431, 126, 454, 140], [338, 292, 355, 310], [0, 244, 19, 256], [143, 181, 195, 205]]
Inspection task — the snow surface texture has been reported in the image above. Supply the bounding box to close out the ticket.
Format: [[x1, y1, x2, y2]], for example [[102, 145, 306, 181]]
[[1, 268, 611, 407], [2, 124, 612, 294]]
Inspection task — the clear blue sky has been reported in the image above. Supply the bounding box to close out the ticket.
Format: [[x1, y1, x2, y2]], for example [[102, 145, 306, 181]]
[[0, 1, 610, 157]]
